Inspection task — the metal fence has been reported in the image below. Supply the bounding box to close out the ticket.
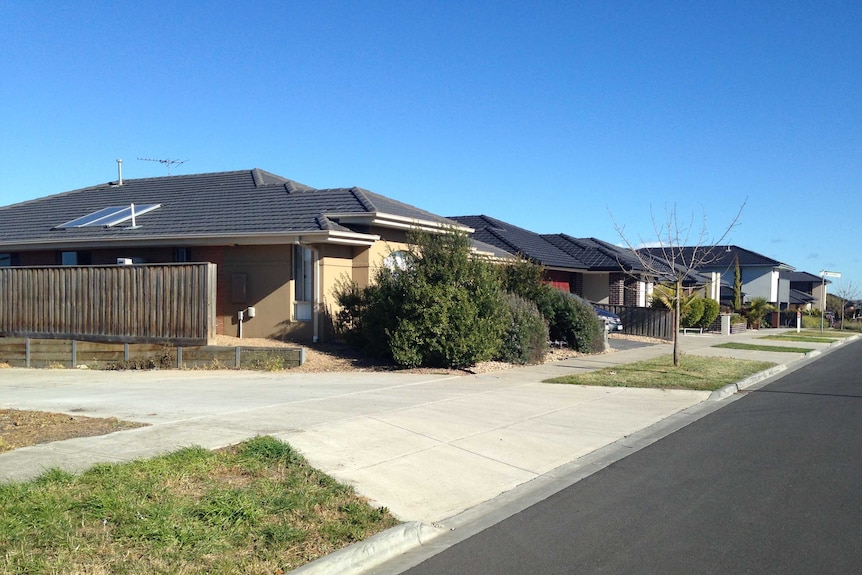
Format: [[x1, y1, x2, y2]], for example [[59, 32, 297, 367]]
[[0, 263, 217, 345], [597, 304, 674, 340]]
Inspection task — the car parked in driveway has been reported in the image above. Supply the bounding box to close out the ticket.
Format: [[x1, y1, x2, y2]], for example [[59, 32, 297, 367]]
[[595, 307, 623, 331]]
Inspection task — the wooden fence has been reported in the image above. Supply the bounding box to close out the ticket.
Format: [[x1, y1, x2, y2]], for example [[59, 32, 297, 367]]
[[0, 337, 303, 369], [0, 263, 216, 345], [597, 304, 674, 340]]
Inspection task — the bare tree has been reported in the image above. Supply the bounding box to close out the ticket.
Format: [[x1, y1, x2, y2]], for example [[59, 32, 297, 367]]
[[611, 201, 746, 366], [833, 280, 859, 327]]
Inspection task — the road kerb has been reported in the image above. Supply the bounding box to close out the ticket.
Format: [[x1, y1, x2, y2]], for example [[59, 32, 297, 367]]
[[708, 364, 788, 401], [290, 521, 444, 575]]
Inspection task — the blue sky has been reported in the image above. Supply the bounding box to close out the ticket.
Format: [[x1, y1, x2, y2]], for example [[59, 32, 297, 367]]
[[2, 1, 860, 293]]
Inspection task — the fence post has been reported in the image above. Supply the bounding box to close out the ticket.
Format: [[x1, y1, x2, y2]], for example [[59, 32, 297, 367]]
[[25, 337, 30, 368]]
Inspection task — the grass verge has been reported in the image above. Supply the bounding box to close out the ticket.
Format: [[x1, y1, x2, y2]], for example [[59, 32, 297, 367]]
[[760, 330, 854, 343], [0, 436, 398, 574], [714, 342, 815, 353], [544, 354, 775, 391], [759, 335, 836, 343]]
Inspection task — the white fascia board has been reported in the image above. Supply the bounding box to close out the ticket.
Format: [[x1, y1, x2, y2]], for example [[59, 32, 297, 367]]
[[1, 230, 379, 250], [325, 212, 474, 233], [469, 247, 514, 261]]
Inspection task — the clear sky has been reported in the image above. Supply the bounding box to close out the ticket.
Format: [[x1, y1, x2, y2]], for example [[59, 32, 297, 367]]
[[2, 1, 860, 294]]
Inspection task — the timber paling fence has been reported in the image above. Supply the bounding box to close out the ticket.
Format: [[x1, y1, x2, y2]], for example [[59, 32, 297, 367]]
[[598, 304, 674, 340], [0, 263, 217, 345]]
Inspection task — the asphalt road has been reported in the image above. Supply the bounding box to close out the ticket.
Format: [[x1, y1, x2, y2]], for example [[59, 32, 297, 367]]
[[399, 338, 862, 575]]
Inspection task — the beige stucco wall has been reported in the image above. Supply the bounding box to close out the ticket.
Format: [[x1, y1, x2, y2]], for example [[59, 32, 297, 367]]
[[215, 245, 298, 340]]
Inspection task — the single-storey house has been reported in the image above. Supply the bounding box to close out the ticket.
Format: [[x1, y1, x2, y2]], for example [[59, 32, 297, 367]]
[[449, 215, 657, 306], [0, 168, 469, 342]]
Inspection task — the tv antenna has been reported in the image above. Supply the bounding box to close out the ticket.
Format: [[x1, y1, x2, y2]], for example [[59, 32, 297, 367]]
[[137, 157, 188, 176]]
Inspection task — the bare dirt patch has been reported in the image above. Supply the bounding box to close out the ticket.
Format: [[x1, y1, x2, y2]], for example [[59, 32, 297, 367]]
[[0, 409, 147, 453]]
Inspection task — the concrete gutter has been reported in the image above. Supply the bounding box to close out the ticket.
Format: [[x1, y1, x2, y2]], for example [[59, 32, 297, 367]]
[[291, 522, 444, 575]]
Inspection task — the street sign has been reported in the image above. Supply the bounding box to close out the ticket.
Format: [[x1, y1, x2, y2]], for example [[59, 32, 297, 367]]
[[820, 271, 842, 278]]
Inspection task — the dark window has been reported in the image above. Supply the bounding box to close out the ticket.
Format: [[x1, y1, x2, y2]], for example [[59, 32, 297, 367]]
[[60, 251, 92, 266], [0, 253, 19, 266], [293, 245, 314, 321], [294, 245, 313, 302]]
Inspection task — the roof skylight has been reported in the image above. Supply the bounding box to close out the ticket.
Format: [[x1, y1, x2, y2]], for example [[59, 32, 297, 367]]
[[55, 204, 161, 229]]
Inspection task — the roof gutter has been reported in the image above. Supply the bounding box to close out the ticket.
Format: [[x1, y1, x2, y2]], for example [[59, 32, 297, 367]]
[[0, 230, 381, 251]]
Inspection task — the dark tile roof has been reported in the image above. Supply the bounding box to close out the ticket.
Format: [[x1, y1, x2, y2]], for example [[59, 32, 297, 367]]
[[639, 245, 792, 271], [789, 288, 816, 304], [0, 169, 459, 248], [541, 234, 647, 272], [781, 270, 824, 283], [448, 215, 588, 270]]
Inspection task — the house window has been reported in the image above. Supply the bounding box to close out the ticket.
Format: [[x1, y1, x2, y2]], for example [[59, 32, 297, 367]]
[[175, 247, 191, 262], [60, 251, 92, 266], [0, 253, 19, 267], [294, 245, 314, 321], [383, 250, 411, 270]]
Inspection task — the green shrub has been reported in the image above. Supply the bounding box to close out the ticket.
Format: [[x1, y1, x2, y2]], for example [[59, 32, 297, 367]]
[[839, 320, 862, 332], [537, 288, 604, 353], [745, 297, 774, 328], [496, 293, 548, 365], [501, 258, 548, 303], [698, 298, 721, 329], [335, 228, 508, 369], [332, 277, 366, 347], [500, 258, 604, 354], [681, 298, 705, 328]]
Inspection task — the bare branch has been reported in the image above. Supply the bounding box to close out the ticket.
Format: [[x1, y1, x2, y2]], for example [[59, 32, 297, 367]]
[[609, 198, 748, 366]]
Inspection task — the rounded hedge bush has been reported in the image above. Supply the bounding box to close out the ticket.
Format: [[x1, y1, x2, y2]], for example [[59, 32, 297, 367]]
[[497, 293, 548, 365]]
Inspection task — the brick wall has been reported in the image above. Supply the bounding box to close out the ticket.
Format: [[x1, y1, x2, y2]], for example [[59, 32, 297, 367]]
[[609, 273, 625, 305]]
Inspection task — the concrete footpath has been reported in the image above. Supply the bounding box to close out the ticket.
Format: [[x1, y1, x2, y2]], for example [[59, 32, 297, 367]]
[[0, 329, 857, 574]]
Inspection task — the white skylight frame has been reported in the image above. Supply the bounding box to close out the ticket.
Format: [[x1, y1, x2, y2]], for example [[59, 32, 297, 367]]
[[55, 204, 161, 229]]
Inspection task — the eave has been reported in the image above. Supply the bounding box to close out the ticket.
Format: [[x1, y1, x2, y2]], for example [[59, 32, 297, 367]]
[[0, 229, 381, 251], [326, 211, 473, 233]]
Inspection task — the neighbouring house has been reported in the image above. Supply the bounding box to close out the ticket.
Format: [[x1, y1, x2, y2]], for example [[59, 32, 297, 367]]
[[449, 215, 657, 306], [0, 168, 469, 342], [640, 245, 794, 310], [781, 270, 823, 311]]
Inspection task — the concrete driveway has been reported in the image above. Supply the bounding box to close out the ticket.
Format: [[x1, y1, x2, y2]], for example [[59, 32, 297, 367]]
[[1, 362, 705, 523], [1, 330, 847, 524]]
